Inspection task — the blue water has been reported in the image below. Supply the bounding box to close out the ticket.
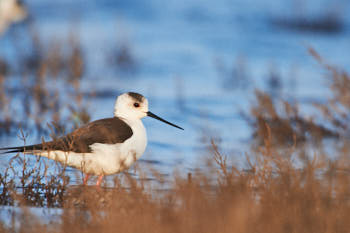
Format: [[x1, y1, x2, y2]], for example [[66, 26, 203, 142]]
[[1, 0, 350, 184]]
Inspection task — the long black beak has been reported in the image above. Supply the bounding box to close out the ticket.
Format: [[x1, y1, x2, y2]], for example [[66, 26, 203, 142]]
[[147, 112, 184, 130]]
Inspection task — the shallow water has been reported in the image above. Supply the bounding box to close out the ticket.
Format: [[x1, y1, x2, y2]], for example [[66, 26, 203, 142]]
[[0, 0, 350, 183]]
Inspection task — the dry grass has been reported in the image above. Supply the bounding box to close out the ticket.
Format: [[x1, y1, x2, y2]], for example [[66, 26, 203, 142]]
[[0, 23, 90, 138], [244, 48, 350, 149]]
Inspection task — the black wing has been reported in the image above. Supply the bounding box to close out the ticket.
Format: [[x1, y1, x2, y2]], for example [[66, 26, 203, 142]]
[[0, 117, 133, 153]]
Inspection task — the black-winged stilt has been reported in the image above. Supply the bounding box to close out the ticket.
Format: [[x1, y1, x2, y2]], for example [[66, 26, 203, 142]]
[[0, 92, 183, 186]]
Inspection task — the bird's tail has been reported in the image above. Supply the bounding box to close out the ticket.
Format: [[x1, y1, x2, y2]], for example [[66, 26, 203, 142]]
[[0, 144, 43, 154]]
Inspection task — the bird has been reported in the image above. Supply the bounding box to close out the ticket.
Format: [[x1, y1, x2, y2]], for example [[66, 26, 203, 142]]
[[0, 0, 27, 35], [0, 92, 183, 186]]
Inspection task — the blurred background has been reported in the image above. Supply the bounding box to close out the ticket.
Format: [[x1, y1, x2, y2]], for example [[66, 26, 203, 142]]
[[0, 0, 350, 183]]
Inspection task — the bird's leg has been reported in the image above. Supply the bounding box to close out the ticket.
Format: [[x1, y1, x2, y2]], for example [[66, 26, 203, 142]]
[[83, 174, 90, 185], [96, 175, 104, 186]]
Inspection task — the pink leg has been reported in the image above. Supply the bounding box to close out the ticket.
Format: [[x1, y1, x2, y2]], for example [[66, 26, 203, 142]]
[[83, 174, 90, 185], [96, 175, 104, 186]]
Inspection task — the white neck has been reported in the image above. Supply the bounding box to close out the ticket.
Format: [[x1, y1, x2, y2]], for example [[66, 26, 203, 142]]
[[114, 111, 138, 122]]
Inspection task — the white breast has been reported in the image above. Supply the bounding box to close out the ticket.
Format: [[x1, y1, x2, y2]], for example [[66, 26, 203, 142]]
[[36, 118, 147, 175]]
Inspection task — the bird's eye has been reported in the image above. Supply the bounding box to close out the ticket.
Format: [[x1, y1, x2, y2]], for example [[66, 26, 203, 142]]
[[134, 103, 140, 108]]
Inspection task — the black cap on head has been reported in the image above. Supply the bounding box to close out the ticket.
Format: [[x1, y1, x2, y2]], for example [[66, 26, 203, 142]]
[[127, 92, 144, 102]]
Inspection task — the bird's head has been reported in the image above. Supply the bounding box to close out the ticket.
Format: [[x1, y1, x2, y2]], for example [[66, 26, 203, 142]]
[[114, 92, 183, 130]]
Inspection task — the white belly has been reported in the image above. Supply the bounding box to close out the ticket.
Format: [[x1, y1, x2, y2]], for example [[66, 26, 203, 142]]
[[35, 119, 147, 175]]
